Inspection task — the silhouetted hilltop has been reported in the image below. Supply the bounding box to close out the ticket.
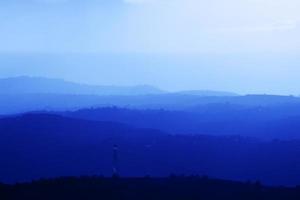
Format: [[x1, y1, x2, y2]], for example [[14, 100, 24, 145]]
[[0, 76, 164, 96], [0, 76, 239, 97], [175, 90, 238, 96], [62, 106, 300, 139], [1, 92, 300, 114], [1, 176, 300, 200], [1, 114, 300, 185]]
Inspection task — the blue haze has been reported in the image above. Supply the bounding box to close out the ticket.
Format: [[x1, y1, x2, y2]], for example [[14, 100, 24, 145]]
[[0, 0, 300, 95]]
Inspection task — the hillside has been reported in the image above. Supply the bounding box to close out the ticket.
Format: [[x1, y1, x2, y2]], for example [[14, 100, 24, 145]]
[[63, 107, 300, 140], [0, 76, 163, 96], [1, 177, 299, 200], [1, 92, 300, 115], [1, 114, 300, 185]]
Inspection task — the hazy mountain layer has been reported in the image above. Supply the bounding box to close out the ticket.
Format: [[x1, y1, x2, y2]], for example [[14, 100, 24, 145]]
[[0, 76, 164, 96], [1, 114, 300, 185], [0, 92, 300, 114], [61, 106, 300, 140]]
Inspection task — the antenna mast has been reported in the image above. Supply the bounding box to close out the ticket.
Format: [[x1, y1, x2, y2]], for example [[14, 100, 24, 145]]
[[112, 144, 119, 177]]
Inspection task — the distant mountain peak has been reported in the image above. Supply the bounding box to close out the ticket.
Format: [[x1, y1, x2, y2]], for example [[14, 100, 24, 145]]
[[175, 90, 238, 96], [0, 76, 164, 96]]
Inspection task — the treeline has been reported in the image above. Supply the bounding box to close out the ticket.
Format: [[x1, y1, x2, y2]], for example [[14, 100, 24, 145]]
[[1, 176, 300, 200]]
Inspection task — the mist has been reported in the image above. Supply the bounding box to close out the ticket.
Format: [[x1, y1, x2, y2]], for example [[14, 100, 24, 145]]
[[0, 0, 300, 94]]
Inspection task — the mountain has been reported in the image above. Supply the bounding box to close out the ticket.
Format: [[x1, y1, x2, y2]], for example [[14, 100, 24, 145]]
[[61, 106, 300, 140], [0, 113, 165, 183], [1, 76, 300, 115], [1, 113, 300, 185], [1, 177, 299, 200], [0, 76, 238, 97], [0, 76, 164, 96], [1, 92, 300, 115], [175, 90, 238, 96]]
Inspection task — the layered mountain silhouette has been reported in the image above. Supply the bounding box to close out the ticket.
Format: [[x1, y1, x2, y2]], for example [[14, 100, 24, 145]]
[[1, 76, 300, 187], [0, 76, 240, 97], [0, 76, 164, 96], [175, 90, 238, 96], [2, 76, 300, 115], [1, 113, 300, 185], [1, 92, 300, 115], [61, 106, 300, 140]]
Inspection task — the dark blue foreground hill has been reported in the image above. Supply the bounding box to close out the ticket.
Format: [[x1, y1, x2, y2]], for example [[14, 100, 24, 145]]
[[1, 113, 300, 185], [1, 176, 300, 200], [63, 106, 300, 140]]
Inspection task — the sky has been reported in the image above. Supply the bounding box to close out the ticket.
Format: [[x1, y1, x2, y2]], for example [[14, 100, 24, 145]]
[[0, 0, 300, 94]]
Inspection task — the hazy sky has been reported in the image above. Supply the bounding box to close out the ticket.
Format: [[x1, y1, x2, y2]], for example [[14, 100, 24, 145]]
[[0, 0, 300, 94]]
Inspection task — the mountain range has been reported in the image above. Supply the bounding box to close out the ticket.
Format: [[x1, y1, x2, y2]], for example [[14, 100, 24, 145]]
[[0, 77, 300, 115], [1, 113, 300, 185], [1, 76, 300, 186], [0, 76, 164, 96], [0, 76, 240, 96]]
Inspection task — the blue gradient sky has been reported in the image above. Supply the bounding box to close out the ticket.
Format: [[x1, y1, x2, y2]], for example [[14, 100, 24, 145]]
[[0, 0, 300, 94]]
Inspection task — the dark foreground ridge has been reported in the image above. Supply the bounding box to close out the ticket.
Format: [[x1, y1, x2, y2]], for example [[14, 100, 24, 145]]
[[1, 176, 300, 200]]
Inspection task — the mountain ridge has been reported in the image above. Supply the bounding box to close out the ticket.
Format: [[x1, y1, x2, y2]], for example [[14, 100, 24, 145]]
[[1, 113, 300, 185], [0, 76, 239, 97], [0, 76, 164, 96]]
